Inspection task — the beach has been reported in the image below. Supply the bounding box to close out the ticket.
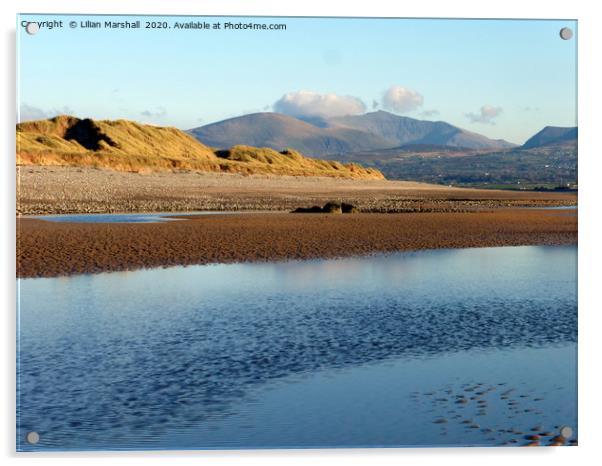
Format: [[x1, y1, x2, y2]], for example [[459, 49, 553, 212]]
[[15, 14, 580, 452], [17, 166, 576, 215], [17, 209, 576, 278]]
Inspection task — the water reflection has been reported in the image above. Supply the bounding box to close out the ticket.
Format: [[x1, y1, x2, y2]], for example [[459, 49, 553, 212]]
[[17, 246, 577, 450], [32, 211, 275, 223]]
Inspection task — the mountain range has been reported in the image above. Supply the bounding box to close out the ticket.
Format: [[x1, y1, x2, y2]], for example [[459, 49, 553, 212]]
[[188, 110, 517, 158], [331, 123, 578, 188], [17, 113, 577, 188]]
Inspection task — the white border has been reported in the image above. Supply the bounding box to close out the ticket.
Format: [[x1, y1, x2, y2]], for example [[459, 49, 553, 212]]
[[3, 1, 601, 465]]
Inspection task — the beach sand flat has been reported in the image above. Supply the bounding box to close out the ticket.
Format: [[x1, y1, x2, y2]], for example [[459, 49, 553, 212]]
[[17, 166, 576, 215], [17, 209, 576, 278]]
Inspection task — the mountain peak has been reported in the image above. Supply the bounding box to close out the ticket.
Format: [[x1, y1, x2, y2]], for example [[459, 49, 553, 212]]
[[522, 126, 577, 149], [359, 110, 412, 119]]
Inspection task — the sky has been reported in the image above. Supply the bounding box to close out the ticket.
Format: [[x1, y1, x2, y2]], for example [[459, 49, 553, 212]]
[[17, 15, 577, 144]]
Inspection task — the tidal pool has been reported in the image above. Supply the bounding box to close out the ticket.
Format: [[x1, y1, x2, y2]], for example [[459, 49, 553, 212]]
[[16, 245, 577, 450], [32, 211, 277, 224]]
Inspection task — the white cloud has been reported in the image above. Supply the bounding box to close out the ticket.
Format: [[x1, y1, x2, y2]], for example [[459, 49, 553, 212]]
[[274, 90, 366, 118], [381, 86, 424, 114], [465, 105, 503, 125], [18, 103, 75, 122]]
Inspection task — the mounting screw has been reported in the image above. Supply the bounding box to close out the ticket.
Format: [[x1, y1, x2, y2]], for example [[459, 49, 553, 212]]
[[26, 431, 40, 444], [25, 22, 40, 35], [559, 27, 573, 40]]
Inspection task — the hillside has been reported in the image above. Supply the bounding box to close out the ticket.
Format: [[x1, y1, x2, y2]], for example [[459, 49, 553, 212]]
[[347, 143, 577, 189], [188, 112, 393, 157], [327, 111, 516, 150], [16, 116, 384, 180], [522, 126, 577, 149], [188, 111, 515, 158], [334, 144, 484, 163]]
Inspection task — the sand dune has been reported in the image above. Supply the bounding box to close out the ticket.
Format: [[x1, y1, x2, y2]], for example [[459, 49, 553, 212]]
[[17, 116, 383, 179]]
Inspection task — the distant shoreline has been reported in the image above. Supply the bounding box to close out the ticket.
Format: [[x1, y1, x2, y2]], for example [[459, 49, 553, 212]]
[[17, 210, 577, 278]]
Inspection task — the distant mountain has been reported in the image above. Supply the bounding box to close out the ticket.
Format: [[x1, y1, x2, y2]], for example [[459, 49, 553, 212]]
[[522, 126, 577, 149], [328, 111, 516, 150], [188, 111, 516, 158], [330, 122, 578, 187], [16, 116, 384, 179], [188, 112, 393, 158]]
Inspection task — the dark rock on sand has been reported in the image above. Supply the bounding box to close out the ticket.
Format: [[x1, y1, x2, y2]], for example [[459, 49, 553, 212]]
[[322, 202, 343, 214], [342, 202, 359, 213], [292, 205, 324, 213], [293, 201, 358, 214]]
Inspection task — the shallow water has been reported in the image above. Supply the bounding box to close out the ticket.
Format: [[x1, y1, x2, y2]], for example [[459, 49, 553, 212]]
[[16, 246, 577, 450], [524, 205, 577, 211], [34, 213, 183, 223], [32, 211, 274, 223], [30, 206, 576, 223]]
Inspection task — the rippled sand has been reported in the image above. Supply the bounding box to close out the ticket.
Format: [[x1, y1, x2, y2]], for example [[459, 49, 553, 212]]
[[413, 381, 577, 447], [17, 209, 576, 278]]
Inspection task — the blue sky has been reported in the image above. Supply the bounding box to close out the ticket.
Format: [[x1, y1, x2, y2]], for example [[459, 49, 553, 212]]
[[17, 15, 576, 144]]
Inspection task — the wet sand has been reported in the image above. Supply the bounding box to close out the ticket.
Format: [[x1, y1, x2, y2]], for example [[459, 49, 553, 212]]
[[17, 209, 576, 278], [17, 166, 576, 215], [411, 380, 577, 447]]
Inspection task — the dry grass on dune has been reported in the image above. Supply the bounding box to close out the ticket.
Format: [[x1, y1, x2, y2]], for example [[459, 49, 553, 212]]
[[18, 116, 216, 157], [16, 116, 383, 179], [216, 145, 379, 178]]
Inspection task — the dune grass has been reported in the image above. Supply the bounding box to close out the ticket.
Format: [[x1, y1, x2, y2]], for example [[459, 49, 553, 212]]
[[17, 116, 384, 179]]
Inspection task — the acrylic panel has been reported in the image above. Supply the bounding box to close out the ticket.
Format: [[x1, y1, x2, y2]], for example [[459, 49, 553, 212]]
[[16, 15, 577, 451]]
